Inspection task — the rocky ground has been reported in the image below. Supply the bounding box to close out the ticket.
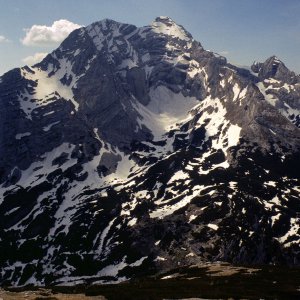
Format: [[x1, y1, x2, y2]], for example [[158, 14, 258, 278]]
[[0, 289, 107, 300], [1, 263, 300, 299]]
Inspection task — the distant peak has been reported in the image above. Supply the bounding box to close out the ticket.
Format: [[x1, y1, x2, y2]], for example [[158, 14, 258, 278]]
[[251, 55, 284, 72], [267, 55, 283, 64], [251, 55, 297, 82]]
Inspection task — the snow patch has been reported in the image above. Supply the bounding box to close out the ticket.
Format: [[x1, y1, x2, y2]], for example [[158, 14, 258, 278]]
[[20, 63, 79, 119], [207, 223, 219, 231], [189, 215, 197, 222], [43, 121, 60, 132], [15, 132, 31, 139], [155, 256, 167, 261], [227, 124, 241, 147], [276, 218, 300, 248], [256, 82, 278, 106], [168, 170, 189, 184], [133, 86, 198, 140]]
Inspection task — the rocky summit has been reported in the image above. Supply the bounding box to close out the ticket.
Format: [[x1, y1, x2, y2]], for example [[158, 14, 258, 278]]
[[0, 16, 300, 286]]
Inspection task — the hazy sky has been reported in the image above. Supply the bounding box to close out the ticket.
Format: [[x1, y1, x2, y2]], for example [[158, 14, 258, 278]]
[[0, 0, 300, 75]]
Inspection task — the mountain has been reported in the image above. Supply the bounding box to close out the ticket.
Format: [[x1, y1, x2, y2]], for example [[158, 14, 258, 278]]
[[0, 16, 300, 286]]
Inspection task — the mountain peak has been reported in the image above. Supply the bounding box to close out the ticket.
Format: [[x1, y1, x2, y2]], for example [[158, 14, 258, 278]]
[[251, 55, 298, 83], [266, 55, 284, 65], [154, 16, 175, 23], [151, 16, 192, 41], [87, 18, 123, 32]]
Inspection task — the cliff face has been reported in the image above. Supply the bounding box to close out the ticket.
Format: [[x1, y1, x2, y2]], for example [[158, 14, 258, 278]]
[[0, 17, 299, 285]]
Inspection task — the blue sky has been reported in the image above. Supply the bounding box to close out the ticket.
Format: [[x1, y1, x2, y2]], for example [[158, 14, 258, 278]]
[[0, 0, 300, 75]]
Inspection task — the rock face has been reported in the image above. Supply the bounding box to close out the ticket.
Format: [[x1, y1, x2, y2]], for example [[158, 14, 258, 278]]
[[0, 16, 300, 286]]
